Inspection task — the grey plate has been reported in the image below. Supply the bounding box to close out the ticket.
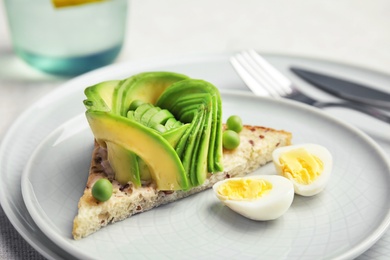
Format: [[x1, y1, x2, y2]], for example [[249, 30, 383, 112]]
[[1, 53, 390, 259]]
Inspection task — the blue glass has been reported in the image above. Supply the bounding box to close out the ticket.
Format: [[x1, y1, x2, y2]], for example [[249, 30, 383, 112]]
[[5, 0, 127, 76], [15, 44, 122, 76]]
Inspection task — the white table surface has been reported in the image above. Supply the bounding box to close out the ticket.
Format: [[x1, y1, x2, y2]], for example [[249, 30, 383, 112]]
[[1, 1, 390, 259]]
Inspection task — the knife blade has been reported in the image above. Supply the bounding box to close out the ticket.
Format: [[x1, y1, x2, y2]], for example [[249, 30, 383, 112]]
[[290, 67, 390, 109]]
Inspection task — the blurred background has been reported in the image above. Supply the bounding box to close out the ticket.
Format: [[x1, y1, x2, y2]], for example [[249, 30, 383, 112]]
[[2, 0, 390, 75], [1, 0, 390, 259], [123, 0, 390, 74]]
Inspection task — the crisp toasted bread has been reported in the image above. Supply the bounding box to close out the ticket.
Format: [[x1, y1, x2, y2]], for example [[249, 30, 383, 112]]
[[72, 125, 292, 240]]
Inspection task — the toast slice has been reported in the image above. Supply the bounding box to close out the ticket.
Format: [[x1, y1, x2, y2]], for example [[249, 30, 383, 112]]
[[72, 125, 292, 240]]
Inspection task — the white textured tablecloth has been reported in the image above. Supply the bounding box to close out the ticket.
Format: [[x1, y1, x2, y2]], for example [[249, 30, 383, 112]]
[[1, 1, 390, 259]]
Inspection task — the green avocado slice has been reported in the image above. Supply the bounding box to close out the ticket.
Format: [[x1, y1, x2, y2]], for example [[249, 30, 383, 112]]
[[187, 101, 214, 186], [157, 81, 219, 186], [150, 109, 175, 126], [194, 107, 212, 185], [171, 95, 210, 123], [169, 93, 210, 118], [134, 103, 153, 122], [84, 80, 120, 111], [181, 111, 204, 185], [127, 110, 135, 120], [106, 142, 141, 187], [142, 107, 161, 126], [182, 99, 212, 186], [138, 156, 152, 182], [165, 117, 179, 130], [162, 123, 190, 149], [112, 72, 189, 116], [156, 79, 223, 173], [86, 111, 189, 190]]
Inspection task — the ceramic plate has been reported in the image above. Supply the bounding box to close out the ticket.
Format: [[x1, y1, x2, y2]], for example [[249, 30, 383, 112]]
[[1, 53, 390, 259], [22, 88, 390, 259]]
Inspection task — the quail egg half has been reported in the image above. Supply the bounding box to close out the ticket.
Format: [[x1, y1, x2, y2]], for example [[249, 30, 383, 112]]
[[272, 143, 333, 196], [213, 175, 294, 221]]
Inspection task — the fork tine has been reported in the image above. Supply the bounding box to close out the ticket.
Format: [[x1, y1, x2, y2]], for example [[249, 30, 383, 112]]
[[230, 54, 271, 96], [241, 51, 285, 98], [231, 53, 281, 97], [239, 52, 282, 97], [231, 50, 295, 98], [246, 50, 293, 95]]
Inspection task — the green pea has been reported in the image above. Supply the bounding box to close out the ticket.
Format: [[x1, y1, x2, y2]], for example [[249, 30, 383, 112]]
[[226, 115, 243, 133], [223, 130, 240, 150], [129, 99, 145, 111], [92, 179, 113, 202]]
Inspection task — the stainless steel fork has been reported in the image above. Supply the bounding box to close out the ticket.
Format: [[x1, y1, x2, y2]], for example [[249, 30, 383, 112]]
[[230, 50, 390, 124]]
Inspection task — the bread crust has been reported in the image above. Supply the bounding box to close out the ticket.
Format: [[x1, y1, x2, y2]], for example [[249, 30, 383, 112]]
[[72, 125, 292, 240]]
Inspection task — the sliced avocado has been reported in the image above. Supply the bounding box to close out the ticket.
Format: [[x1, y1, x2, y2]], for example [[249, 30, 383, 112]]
[[134, 103, 153, 122], [173, 123, 193, 183], [162, 123, 190, 149], [84, 74, 224, 190], [179, 101, 212, 186], [165, 117, 178, 130], [127, 110, 135, 120], [150, 109, 175, 126], [169, 95, 209, 124], [181, 111, 205, 185], [84, 80, 120, 111], [193, 107, 213, 185], [150, 123, 167, 133], [169, 93, 210, 119], [141, 106, 161, 126], [138, 157, 152, 182], [112, 76, 137, 115], [177, 104, 202, 123], [174, 96, 213, 181], [106, 142, 141, 187], [157, 79, 223, 173], [129, 99, 145, 111], [112, 72, 189, 116], [172, 120, 183, 128], [86, 111, 189, 190]]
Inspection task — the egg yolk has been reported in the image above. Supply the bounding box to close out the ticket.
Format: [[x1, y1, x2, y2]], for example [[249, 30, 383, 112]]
[[279, 148, 323, 185], [217, 179, 272, 200]]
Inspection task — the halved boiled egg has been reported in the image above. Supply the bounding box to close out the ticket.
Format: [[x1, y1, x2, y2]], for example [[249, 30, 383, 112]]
[[272, 143, 332, 196], [213, 175, 294, 221]]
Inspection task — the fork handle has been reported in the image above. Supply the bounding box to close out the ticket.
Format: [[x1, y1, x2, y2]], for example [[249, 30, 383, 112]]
[[314, 101, 390, 124], [288, 91, 390, 124]]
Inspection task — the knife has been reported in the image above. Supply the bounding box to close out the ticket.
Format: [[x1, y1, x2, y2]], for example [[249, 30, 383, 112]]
[[290, 67, 390, 110]]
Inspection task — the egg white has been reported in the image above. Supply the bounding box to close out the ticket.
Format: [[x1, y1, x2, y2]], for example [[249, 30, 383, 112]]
[[272, 143, 333, 196], [213, 175, 294, 221]]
